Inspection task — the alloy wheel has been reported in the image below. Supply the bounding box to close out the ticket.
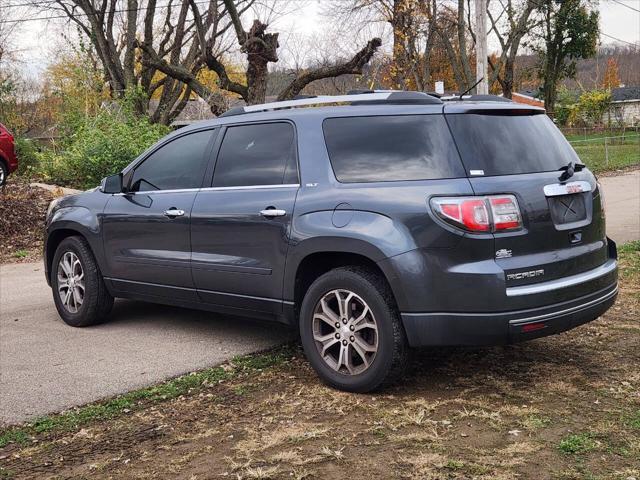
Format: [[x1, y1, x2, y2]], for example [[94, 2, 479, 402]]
[[312, 289, 378, 375], [57, 251, 85, 313]]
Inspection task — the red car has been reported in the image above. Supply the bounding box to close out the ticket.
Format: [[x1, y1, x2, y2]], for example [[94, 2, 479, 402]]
[[0, 123, 18, 185]]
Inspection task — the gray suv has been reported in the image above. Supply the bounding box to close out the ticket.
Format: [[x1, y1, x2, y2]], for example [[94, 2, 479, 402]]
[[44, 91, 618, 392]]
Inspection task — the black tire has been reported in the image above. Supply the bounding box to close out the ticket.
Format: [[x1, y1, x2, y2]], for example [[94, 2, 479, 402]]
[[299, 266, 408, 392], [51, 236, 113, 327], [0, 161, 7, 186]]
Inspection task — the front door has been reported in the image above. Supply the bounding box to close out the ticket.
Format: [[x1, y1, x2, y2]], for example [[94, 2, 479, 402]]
[[190, 122, 299, 313], [102, 129, 216, 300]]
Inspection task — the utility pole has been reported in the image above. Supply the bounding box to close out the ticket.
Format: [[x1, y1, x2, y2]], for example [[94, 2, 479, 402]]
[[475, 0, 489, 94]]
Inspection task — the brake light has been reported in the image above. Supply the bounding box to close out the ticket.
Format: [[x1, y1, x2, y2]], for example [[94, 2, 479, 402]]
[[431, 195, 522, 233], [431, 197, 490, 232]]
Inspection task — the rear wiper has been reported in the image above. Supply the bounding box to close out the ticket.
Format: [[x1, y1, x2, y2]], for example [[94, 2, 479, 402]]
[[558, 161, 586, 182]]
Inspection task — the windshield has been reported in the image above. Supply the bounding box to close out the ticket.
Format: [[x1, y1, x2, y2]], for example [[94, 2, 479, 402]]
[[446, 113, 581, 176]]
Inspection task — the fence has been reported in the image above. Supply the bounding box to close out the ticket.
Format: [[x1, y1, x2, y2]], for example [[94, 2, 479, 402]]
[[561, 126, 640, 139], [567, 132, 640, 172]]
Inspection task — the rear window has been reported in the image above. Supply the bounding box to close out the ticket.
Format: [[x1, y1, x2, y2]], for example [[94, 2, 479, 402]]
[[323, 115, 465, 183], [446, 113, 580, 176]]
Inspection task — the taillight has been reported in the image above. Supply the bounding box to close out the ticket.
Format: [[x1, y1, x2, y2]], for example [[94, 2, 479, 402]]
[[431, 197, 490, 232], [489, 196, 521, 231], [431, 195, 522, 233]]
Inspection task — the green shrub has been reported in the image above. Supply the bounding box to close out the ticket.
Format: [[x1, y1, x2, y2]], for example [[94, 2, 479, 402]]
[[14, 137, 40, 177], [576, 89, 611, 126], [558, 433, 597, 454], [38, 107, 169, 189]]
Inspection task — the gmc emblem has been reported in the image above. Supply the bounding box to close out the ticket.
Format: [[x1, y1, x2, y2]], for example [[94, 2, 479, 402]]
[[566, 184, 583, 194]]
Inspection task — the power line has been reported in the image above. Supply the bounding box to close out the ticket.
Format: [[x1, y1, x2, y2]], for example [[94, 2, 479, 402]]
[[2, 1, 56, 9], [0, 0, 216, 24], [607, 0, 640, 13], [600, 32, 639, 47]]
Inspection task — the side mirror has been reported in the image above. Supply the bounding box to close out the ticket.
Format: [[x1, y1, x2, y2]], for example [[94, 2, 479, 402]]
[[100, 173, 123, 194]]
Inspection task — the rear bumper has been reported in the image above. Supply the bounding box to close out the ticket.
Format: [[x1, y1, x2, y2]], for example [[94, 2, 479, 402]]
[[401, 282, 618, 346]]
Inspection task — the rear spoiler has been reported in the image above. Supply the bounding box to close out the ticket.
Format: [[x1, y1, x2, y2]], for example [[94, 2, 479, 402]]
[[442, 103, 545, 115]]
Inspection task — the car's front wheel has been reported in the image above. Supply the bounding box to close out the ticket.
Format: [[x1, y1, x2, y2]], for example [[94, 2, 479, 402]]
[[51, 236, 113, 327], [299, 266, 408, 392]]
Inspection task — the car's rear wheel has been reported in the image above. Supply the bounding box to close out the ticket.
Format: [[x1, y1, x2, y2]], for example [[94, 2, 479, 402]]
[[51, 236, 113, 327], [299, 266, 408, 392], [0, 161, 7, 186]]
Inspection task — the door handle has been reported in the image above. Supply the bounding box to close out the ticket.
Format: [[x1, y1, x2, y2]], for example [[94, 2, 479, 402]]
[[260, 208, 286, 218], [163, 208, 185, 218]]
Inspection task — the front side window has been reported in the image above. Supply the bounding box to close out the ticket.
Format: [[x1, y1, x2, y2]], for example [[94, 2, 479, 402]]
[[323, 115, 465, 183], [213, 123, 297, 187], [130, 130, 214, 192]]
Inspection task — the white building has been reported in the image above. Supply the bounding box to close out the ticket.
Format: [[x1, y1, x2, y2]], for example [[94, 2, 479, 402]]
[[604, 87, 640, 126]]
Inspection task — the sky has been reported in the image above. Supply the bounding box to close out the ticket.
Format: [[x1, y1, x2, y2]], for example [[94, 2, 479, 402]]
[[5, 0, 640, 78]]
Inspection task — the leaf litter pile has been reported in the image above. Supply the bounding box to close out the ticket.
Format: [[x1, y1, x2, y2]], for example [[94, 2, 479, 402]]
[[0, 250, 638, 479], [0, 178, 53, 263]]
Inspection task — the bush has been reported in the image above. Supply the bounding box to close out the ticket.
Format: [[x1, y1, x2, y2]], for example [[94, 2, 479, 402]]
[[38, 107, 169, 189], [14, 138, 40, 177], [576, 90, 611, 126]]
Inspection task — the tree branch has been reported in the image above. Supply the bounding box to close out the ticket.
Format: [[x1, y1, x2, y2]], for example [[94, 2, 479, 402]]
[[187, 0, 249, 99], [276, 38, 382, 101], [137, 40, 218, 104], [222, 0, 247, 46]]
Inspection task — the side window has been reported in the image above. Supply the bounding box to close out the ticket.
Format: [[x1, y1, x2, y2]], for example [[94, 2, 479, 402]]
[[213, 123, 298, 187], [323, 115, 465, 183], [130, 130, 214, 192]]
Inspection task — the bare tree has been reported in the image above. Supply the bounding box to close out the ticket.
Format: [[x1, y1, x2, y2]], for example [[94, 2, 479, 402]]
[[486, 0, 538, 98], [430, 0, 475, 91], [46, 0, 254, 123], [139, 0, 382, 107]]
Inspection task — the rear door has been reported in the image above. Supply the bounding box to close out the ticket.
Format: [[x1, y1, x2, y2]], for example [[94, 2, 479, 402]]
[[190, 121, 299, 314], [445, 108, 608, 296], [102, 129, 216, 300]]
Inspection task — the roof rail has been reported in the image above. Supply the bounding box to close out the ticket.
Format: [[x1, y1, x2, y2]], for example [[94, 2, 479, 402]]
[[219, 91, 442, 117], [440, 94, 512, 103]]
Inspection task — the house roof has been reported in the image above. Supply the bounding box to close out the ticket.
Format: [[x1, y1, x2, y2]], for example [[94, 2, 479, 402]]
[[164, 96, 280, 126], [611, 86, 640, 102], [515, 89, 542, 99], [149, 98, 215, 124]]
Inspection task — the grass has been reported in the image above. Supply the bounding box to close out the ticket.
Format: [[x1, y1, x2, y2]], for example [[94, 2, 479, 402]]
[[567, 134, 639, 173], [12, 250, 28, 259], [558, 433, 597, 455], [626, 410, 640, 430], [0, 345, 294, 448], [618, 241, 640, 284]]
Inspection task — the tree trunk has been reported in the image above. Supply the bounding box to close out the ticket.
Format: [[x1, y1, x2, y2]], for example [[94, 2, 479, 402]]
[[246, 58, 270, 104], [242, 20, 279, 105], [457, 0, 474, 89], [502, 57, 515, 98], [391, 0, 410, 89]]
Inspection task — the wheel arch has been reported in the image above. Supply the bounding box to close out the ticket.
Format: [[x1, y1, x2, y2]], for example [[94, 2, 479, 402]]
[[45, 221, 106, 286], [287, 247, 407, 323]]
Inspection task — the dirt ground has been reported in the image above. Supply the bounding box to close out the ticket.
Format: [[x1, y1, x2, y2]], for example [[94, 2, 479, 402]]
[[0, 178, 53, 263], [1, 245, 638, 480]]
